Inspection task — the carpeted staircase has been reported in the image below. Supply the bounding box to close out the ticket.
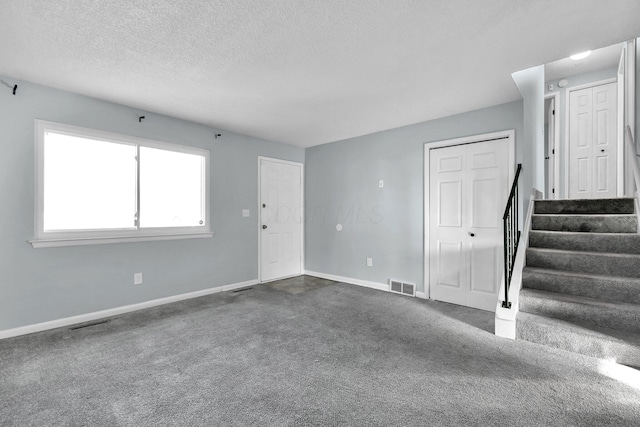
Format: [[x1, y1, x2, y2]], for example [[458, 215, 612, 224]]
[[516, 197, 640, 367]]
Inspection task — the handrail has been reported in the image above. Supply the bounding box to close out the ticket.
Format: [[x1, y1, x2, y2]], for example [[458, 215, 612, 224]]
[[502, 163, 522, 309], [625, 125, 640, 195]]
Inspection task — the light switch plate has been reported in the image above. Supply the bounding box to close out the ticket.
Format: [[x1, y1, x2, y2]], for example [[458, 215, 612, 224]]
[[378, 180, 384, 188], [134, 273, 143, 285], [366, 257, 373, 267]]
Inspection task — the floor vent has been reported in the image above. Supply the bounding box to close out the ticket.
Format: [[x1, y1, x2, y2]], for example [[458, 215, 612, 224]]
[[389, 279, 416, 297], [232, 287, 253, 293], [70, 320, 110, 330]]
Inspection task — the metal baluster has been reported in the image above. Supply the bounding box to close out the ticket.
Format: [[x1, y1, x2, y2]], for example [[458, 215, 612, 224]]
[[502, 164, 521, 309], [503, 215, 508, 307]]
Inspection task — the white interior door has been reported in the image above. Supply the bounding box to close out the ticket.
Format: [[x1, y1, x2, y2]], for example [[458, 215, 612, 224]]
[[429, 137, 509, 312], [259, 158, 302, 282], [569, 82, 618, 199]]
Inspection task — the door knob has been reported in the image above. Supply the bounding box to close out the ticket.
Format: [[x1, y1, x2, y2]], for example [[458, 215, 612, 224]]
[[469, 232, 475, 237], [262, 225, 267, 229]]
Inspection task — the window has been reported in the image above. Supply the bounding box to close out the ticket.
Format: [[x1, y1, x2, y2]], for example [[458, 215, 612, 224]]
[[32, 120, 212, 248]]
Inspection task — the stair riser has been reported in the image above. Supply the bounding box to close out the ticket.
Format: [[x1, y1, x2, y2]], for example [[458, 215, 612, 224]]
[[529, 231, 640, 254], [522, 269, 640, 305], [517, 316, 640, 367], [532, 215, 637, 233], [519, 294, 640, 334], [527, 249, 640, 278], [534, 198, 635, 215]]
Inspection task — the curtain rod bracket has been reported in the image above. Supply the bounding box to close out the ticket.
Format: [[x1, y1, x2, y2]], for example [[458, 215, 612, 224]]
[[0, 80, 17, 95]]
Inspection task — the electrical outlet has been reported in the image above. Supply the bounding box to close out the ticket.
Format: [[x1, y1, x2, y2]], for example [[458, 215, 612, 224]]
[[134, 273, 143, 285], [242, 209, 250, 217], [366, 257, 373, 267]]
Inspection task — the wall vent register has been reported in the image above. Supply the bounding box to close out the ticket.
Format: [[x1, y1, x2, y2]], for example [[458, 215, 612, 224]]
[[389, 279, 416, 297]]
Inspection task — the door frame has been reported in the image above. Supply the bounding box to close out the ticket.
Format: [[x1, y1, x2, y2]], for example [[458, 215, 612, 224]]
[[618, 48, 626, 196], [621, 39, 637, 195], [544, 92, 560, 199], [423, 129, 515, 300], [563, 77, 622, 198], [257, 156, 305, 283]]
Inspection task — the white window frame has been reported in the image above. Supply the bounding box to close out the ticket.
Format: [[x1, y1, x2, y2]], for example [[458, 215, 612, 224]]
[[30, 120, 213, 248]]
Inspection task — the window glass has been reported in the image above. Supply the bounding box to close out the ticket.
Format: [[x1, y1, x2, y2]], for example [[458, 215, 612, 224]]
[[139, 147, 205, 228], [43, 132, 136, 231]]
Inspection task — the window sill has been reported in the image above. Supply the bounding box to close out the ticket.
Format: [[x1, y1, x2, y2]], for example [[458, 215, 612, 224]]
[[29, 232, 214, 248]]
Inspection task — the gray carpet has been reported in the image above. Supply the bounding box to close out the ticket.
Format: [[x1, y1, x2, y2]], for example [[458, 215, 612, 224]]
[[518, 197, 640, 365], [533, 198, 635, 215], [1, 278, 640, 426], [265, 275, 337, 294]]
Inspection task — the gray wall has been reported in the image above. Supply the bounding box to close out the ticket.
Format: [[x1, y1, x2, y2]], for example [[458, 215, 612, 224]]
[[305, 100, 524, 292], [512, 65, 545, 205], [0, 77, 304, 330], [545, 67, 618, 198]]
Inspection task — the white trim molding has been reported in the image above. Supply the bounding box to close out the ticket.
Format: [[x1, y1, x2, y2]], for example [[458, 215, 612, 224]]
[[305, 271, 427, 298], [0, 279, 258, 340], [30, 232, 214, 248], [304, 270, 389, 292]]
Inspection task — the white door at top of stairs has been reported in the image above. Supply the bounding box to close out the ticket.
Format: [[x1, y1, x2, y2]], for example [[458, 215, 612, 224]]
[[568, 82, 618, 199], [259, 157, 303, 283], [428, 135, 511, 312]]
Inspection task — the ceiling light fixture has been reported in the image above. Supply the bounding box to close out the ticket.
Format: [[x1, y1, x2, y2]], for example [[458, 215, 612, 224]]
[[570, 50, 592, 60]]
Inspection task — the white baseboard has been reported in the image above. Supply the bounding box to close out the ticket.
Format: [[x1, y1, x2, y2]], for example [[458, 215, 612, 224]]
[[0, 279, 258, 340], [304, 270, 390, 292], [305, 270, 428, 300]]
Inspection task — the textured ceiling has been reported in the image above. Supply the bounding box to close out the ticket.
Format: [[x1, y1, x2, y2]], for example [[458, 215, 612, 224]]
[[1, 1, 639, 147], [545, 43, 625, 82]]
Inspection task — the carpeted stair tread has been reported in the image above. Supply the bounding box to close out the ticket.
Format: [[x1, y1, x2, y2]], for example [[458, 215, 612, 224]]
[[517, 311, 640, 366], [534, 198, 635, 215], [526, 247, 640, 278], [531, 214, 637, 233], [519, 288, 640, 334], [529, 230, 640, 254], [522, 267, 640, 304], [517, 197, 640, 363]]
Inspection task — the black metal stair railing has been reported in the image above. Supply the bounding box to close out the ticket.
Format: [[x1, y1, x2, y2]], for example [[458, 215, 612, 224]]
[[502, 163, 522, 309]]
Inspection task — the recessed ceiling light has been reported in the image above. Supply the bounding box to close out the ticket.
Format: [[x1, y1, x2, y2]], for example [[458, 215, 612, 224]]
[[570, 50, 592, 61]]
